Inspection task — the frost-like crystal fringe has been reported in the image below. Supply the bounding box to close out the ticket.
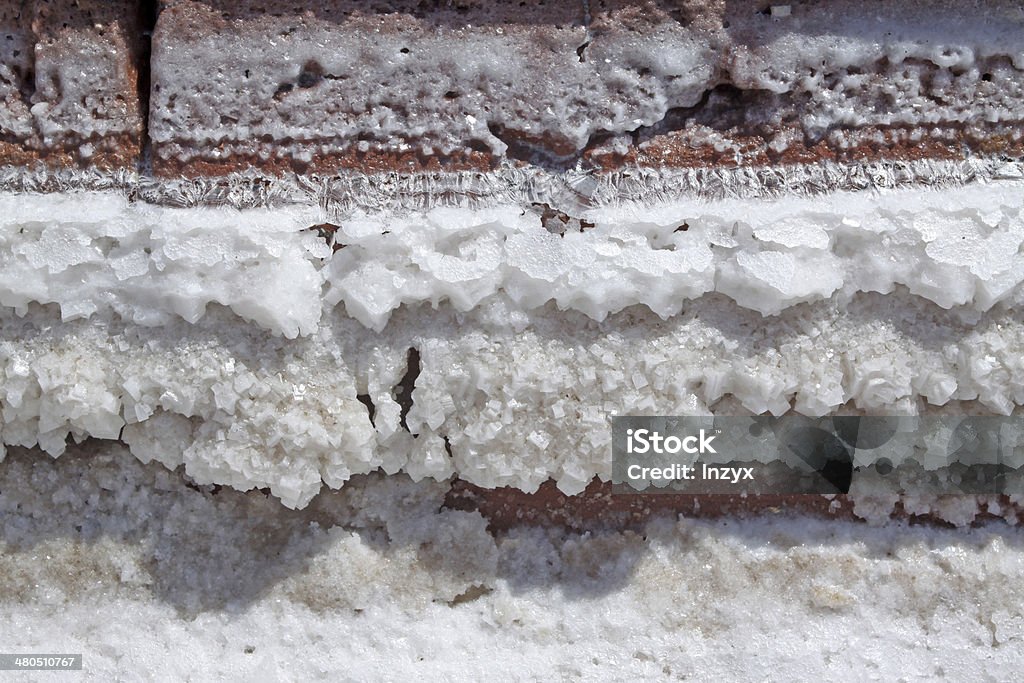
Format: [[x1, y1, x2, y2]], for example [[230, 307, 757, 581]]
[[1, 294, 1024, 508], [1, 158, 1021, 210], [1, 176, 1024, 334]]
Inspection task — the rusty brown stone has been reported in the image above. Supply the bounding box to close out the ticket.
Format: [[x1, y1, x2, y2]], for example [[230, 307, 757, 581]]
[[445, 478, 1024, 532]]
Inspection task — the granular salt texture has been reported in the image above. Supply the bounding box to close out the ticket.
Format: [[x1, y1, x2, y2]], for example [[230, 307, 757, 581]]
[[721, 0, 1024, 134], [1, 444, 1023, 679], [0, 2, 34, 146], [0, 1, 144, 168], [150, 0, 1024, 173], [1, 179, 1024, 336], [1, 288, 1024, 506]]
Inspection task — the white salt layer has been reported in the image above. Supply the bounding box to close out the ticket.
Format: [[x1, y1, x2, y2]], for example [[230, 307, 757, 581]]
[[1, 180, 1024, 335], [1, 446, 1022, 679], [0, 291, 1023, 506]]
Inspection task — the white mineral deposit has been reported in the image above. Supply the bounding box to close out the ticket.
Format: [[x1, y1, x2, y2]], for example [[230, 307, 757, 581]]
[[1, 0, 1023, 679]]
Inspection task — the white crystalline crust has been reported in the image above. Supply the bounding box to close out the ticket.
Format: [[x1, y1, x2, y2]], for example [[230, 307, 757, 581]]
[[327, 180, 1024, 329], [2, 289, 1024, 507], [3, 179, 1024, 336], [1, 446, 1023, 680], [0, 193, 330, 338]]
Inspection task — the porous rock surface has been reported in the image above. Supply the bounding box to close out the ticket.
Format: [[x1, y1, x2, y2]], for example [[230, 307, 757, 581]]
[[150, 0, 1024, 174], [0, 0, 145, 168]]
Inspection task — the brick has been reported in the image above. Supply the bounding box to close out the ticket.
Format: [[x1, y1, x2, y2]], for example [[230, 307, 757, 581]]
[[0, 0, 145, 170]]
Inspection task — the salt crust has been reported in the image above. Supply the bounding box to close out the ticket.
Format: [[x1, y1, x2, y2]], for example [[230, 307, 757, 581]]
[[0, 289, 1023, 507], [2, 170, 1024, 504], [1, 445, 1023, 679], [2, 178, 1024, 336], [151, 0, 1024, 162]]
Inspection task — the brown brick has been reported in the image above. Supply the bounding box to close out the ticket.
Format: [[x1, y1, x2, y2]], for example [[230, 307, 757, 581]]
[[0, 0, 144, 170]]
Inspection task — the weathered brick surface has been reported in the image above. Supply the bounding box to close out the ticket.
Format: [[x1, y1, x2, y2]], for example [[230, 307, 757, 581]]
[[150, 0, 593, 176], [0, 1, 1018, 176], [0, 0, 144, 169], [149, 0, 1024, 177]]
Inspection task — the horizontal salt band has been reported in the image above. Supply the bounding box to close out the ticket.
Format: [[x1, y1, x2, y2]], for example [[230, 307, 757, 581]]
[[0, 290, 1021, 508], [0, 178, 1023, 335]]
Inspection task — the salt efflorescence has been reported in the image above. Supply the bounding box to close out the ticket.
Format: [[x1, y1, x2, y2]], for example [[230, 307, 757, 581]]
[[2, 179, 1024, 336], [2, 444, 1023, 679], [327, 180, 1024, 329], [0, 1, 144, 166], [0, 193, 328, 339], [2, 288, 1024, 507], [151, 0, 1024, 165], [1, 172, 1024, 504]]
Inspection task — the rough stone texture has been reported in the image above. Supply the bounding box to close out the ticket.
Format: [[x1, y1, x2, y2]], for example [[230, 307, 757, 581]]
[[151, 0, 592, 175], [0, 0, 145, 170], [3, 443, 1024, 680], [448, 480, 1024, 532], [150, 0, 1024, 176], [0, 0, 1019, 175]]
